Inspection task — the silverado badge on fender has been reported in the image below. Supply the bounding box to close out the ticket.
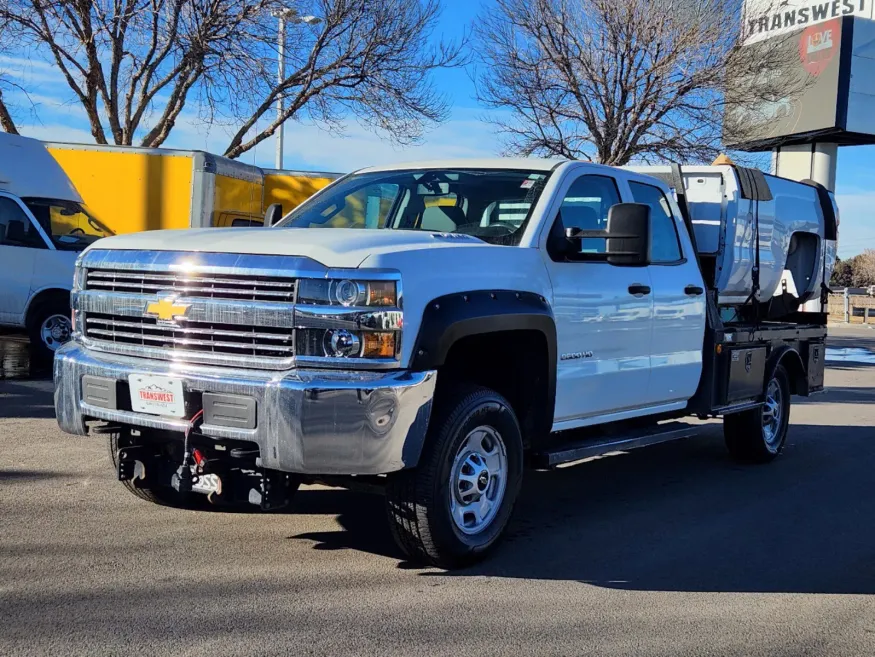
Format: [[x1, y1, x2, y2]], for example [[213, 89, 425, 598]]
[[145, 295, 190, 324]]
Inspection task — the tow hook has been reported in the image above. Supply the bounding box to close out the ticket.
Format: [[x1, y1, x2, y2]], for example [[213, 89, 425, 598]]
[[116, 446, 145, 482], [249, 470, 293, 511]]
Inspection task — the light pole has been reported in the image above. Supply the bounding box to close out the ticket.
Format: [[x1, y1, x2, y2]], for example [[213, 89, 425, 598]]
[[274, 9, 321, 169]]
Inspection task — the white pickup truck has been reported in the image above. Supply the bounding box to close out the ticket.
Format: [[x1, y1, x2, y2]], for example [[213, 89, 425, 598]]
[[54, 159, 836, 568]]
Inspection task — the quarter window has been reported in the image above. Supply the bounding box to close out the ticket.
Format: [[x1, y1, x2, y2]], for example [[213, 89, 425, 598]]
[[629, 181, 683, 263]]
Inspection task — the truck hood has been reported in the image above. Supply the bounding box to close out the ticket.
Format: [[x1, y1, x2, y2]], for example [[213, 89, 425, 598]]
[[90, 227, 490, 269]]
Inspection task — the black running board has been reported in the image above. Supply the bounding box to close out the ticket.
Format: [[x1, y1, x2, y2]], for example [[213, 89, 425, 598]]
[[532, 421, 704, 469]]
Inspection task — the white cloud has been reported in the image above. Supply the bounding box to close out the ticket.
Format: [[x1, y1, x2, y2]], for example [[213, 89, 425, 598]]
[[0, 54, 71, 86]]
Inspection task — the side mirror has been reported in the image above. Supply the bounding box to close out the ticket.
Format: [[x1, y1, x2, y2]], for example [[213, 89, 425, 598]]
[[605, 203, 651, 267], [561, 203, 651, 266], [264, 203, 284, 227]]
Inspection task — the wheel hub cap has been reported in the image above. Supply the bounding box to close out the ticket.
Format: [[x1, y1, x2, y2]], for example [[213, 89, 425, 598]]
[[762, 379, 783, 448], [449, 426, 508, 535], [40, 315, 72, 352]]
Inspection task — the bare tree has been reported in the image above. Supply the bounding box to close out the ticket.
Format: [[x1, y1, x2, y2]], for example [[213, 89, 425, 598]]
[[0, 0, 276, 146], [852, 250, 875, 288], [475, 0, 797, 165], [0, 0, 21, 134], [220, 0, 463, 159]]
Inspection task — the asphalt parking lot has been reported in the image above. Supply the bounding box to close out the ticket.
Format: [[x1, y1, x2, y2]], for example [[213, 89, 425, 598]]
[[2, 327, 874, 657]]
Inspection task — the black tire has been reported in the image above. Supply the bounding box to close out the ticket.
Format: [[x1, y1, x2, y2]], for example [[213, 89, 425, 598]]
[[27, 296, 72, 362], [385, 385, 524, 569], [724, 364, 791, 463]]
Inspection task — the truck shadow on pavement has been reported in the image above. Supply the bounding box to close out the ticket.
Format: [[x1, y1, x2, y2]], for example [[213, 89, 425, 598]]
[[292, 423, 875, 594]]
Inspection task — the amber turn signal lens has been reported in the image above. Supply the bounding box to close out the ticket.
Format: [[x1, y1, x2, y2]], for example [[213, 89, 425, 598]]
[[363, 332, 396, 358], [367, 281, 397, 306], [716, 344, 723, 355]]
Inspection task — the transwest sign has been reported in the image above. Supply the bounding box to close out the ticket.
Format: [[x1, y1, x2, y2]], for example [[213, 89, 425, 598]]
[[726, 14, 875, 150], [743, 0, 873, 44]]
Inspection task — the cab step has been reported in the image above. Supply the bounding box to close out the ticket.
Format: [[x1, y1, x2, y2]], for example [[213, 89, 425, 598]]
[[533, 421, 704, 469]]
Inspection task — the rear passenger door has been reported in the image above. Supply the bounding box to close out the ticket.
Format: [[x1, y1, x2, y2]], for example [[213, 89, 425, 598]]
[[629, 180, 707, 406], [542, 172, 654, 425]]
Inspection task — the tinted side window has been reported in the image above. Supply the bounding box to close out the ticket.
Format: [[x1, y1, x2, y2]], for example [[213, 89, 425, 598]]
[[629, 181, 682, 263], [0, 197, 45, 248], [558, 175, 621, 255]]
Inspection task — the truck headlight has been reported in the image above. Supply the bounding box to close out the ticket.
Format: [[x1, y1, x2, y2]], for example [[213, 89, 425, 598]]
[[300, 328, 398, 359], [298, 279, 397, 307], [295, 276, 401, 363]]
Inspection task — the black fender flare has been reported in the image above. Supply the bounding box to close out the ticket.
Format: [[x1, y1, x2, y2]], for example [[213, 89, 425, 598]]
[[410, 289, 557, 428], [767, 345, 807, 396]]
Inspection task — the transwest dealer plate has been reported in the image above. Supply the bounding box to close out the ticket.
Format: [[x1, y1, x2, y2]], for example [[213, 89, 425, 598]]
[[128, 374, 186, 418]]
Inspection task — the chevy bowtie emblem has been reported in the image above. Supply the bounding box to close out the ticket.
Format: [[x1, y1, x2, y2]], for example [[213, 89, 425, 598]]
[[145, 295, 190, 323]]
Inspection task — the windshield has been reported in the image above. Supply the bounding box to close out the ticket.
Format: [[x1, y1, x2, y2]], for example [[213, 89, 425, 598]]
[[275, 168, 552, 246], [23, 198, 115, 251]]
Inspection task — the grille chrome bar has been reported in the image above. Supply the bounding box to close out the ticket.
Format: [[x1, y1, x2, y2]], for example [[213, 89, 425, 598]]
[[87, 271, 295, 288], [86, 328, 295, 354], [76, 290, 297, 329], [87, 280, 295, 299], [86, 269, 297, 303], [85, 317, 294, 341]]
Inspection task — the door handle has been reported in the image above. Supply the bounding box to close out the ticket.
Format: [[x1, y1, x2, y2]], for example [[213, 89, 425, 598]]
[[684, 285, 704, 296], [628, 284, 651, 296]]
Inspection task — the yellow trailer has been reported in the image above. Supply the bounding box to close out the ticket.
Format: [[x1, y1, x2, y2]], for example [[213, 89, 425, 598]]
[[262, 168, 341, 216], [47, 143, 268, 234]]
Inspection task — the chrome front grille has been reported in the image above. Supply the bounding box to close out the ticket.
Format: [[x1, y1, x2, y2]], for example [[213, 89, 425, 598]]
[[73, 249, 402, 371], [86, 269, 296, 303], [84, 314, 295, 359]]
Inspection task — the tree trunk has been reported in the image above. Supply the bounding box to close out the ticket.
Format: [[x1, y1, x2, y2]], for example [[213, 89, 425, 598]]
[[0, 90, 19, 135]]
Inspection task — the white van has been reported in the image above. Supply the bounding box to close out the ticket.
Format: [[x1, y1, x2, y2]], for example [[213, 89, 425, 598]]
[[0, 133, 113, 359]]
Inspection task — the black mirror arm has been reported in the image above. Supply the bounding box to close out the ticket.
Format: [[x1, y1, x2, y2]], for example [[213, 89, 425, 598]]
[[564, 227, 641, 241]]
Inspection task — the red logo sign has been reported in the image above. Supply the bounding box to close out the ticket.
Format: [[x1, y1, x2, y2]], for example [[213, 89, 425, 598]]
[[139, 385, 175, 404], [799, 19, 841, 77]]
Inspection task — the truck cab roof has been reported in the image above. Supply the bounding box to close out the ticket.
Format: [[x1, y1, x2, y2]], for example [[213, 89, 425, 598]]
[[357, 158, 568, 174]]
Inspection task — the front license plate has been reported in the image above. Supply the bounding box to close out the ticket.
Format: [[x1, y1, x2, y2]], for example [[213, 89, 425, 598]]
[[128, 374, 186, 418]]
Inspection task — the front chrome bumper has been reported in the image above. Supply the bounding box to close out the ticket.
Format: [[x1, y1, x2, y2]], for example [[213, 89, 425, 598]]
[[54, 342, 437, 475]]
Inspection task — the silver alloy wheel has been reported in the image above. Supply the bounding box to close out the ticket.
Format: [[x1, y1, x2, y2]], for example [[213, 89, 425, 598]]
[[449, 426, 508, 535], [39, 314, 72, 352], [762, 378, 783, 448]]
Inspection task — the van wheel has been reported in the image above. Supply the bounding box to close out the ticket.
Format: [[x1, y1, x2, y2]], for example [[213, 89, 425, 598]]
[[27, 298, 72, 362], [385, 385, 523, 569], [724, 364, 791, 463]]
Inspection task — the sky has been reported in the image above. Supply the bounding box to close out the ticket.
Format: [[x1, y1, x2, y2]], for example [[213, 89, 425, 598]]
[[2, 0, 874, 258]]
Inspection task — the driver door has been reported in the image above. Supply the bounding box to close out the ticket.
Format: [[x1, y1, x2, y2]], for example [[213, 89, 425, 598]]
[[541, 173, 654, 426]]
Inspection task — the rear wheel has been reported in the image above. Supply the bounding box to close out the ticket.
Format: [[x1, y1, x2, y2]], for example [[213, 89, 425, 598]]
[[385, 385, 524, 569], [724, 364, 791, 463]]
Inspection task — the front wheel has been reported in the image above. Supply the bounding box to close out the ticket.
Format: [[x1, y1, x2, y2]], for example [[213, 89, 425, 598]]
[[385, 385, 524, 569], [724, 364, 791, 463], [27, 300, 72, 362]]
